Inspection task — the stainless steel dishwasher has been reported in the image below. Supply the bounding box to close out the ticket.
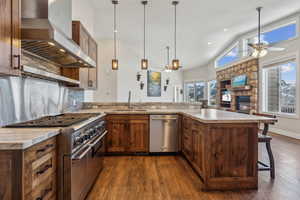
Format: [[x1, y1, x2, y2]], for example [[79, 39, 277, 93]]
[[150, 115, 179, 153]]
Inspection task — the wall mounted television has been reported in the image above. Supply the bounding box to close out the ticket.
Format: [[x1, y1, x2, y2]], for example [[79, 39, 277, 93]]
[[221, 91, 231, 102], [232, 75, 247, 87]]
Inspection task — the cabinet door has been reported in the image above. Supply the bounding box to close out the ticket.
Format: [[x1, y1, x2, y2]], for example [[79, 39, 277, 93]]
[[106, 119, 128, 152], [193, 127, 204, 175], [87, 38, 97, 89], [182, 128, 193, 161], [128, 119, 149, 152], [0, 0, 21, 75]]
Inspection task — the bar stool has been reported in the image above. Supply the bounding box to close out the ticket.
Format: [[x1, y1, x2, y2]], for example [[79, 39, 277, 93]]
[[253, 113, 276, 179]]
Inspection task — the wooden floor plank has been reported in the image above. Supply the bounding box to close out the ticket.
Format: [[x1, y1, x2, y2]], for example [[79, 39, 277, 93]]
[[87, 134, 300, 200]]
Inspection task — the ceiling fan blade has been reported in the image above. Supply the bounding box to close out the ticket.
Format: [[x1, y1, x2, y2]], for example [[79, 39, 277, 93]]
[[248, 43, 256, 48], [268, 47, 285, 51]]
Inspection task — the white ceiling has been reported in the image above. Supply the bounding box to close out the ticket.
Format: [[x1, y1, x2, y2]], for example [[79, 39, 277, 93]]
[[91, 0, 300, 70]]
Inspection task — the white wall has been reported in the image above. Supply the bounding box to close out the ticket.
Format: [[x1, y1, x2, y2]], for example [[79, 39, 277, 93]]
[[72, 1, 183, 103], [93, 40, 118, 102], [116, 41, 183, 102], [72, 0, 97, 102], [183, 12, 300, 139]]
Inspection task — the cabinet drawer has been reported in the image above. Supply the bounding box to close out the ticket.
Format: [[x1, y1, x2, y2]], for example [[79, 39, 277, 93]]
[[25, 137, 56, 163], [24, 150, 56, 195], [25, 174, 56, 200]]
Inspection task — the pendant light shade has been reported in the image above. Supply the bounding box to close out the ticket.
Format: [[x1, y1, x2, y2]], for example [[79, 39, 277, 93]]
[[141, 59, 148, 70], [141, 1, 148, 70], [112, 59, 118, 70], [112, 0, 119, 70], [172, 1, 180, 70]]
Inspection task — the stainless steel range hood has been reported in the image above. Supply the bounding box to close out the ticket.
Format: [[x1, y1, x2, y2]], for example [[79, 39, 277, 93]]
[[21, 0, 96, 68]]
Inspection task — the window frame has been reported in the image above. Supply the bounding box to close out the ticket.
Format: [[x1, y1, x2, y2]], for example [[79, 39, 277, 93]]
[[215, 42, 240, 69], [244, 21, 299, 57], [184, 81, 207, 103], [260, 52, 299, 119], [207, 79, 217, 107]]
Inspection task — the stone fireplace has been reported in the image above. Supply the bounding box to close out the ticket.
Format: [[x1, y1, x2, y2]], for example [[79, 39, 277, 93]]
[[216, 58, 259, 114]]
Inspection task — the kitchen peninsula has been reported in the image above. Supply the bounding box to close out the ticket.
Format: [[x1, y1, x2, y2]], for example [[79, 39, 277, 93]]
[[79, 105, 277, 190]]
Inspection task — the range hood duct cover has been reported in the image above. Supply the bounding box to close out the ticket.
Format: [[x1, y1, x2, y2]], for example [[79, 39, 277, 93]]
[[21, 0, 96, 68]]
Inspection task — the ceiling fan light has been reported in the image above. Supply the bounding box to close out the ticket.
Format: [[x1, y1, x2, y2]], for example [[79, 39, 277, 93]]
[[172, 59, 180, 70], [141, 59, 148, 70], [251, 49, 268, 58], [112, 59, 119, 70], [259, 49, 268, 57]]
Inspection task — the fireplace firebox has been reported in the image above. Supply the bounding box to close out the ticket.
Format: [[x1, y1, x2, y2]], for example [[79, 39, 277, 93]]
[[236, 96, 251, 114]]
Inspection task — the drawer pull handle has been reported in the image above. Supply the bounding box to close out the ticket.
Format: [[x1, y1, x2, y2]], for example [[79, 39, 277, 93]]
[[36, 164, 52, 175], [36, 144, 54, 153], [36, 186, 52, 200]]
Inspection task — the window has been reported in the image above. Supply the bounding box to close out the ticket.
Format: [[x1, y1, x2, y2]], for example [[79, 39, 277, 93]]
[[247, 22, 297, 53], [208, 80, 217, 106], [185, 81, 206, 102], [262, 59, 297, 115], [215, 43, 239, 68]]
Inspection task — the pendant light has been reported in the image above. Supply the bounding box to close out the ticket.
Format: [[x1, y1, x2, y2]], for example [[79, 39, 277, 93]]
[[112, 0, 119, 70], [172, 1, 180, 70], [251, 7, 268, 58], [141, 1, 149, 70]]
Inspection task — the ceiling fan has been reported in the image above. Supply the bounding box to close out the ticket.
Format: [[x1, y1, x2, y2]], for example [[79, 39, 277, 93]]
[[248, 7, 285, 58]]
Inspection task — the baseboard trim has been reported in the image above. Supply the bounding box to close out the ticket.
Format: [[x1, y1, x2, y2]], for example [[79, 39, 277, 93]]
[[269, 127, 300, 140]]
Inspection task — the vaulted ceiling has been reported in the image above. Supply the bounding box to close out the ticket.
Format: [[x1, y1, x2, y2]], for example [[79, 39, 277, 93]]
[[91, 0, 300, 70]]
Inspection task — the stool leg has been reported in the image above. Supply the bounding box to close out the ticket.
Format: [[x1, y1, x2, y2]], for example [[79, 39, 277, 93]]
[[266, 141, 275, 179]]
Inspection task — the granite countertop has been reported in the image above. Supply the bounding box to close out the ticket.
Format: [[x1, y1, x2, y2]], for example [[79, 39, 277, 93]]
[[0, 113, 106, 150], [0, 128, 60, 150], [0, 109, 275, 150], [79, 108, 277, 124]]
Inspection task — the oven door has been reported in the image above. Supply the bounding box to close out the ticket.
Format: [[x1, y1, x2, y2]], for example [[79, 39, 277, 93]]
[[71, 145, 92, 200], [88, 131, 107, 186]]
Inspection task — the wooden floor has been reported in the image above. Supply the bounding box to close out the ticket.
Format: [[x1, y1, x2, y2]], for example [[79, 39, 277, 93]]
[[87, 134, 300, 200]]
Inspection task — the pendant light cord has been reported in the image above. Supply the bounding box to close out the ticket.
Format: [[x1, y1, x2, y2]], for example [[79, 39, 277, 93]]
[[114, 3, 117, 59], [174, 3, 177, 59], [258, 7, 261, 45], [144, 3, 146, 59]]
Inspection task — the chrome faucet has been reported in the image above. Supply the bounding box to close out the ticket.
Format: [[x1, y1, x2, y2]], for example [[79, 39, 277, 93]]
[[128, 91, 132, 109]]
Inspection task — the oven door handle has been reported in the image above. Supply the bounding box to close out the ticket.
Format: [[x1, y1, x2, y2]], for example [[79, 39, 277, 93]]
[[89, 130, 108, 147], [72, 146, 92, 160]]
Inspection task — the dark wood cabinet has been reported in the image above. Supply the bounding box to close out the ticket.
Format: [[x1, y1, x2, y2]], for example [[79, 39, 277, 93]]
[[0, 137, 57, 200], [87, 37, 98, 89], [182, 118, 205, 177], [106, 115, 149, 153], [0, 0, 21, 76], [127, 119, 149, 152], [61, 21, 98, 89], [191, 122, 204, 176], [106, 118, 128, 152]]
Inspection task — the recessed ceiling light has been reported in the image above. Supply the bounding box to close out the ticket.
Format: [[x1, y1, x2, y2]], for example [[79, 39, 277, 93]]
[[224, 28, 228, 32], [208, 42, 212, 45]]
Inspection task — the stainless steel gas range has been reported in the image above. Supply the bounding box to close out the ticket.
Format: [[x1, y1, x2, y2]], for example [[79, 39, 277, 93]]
[[5, 113, 107, 200]]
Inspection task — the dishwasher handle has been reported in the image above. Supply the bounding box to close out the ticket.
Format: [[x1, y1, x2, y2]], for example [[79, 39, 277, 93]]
[[151, 117, 178, 121]]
